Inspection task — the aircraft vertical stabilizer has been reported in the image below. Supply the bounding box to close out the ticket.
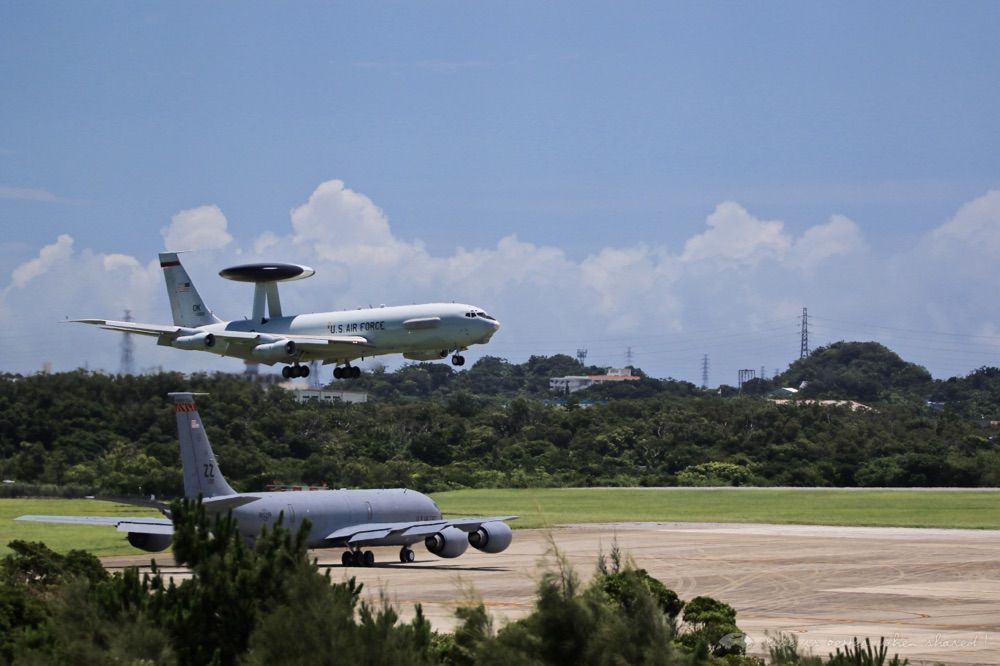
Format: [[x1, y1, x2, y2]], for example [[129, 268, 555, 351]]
[[170, 392, 236, 498], [159, 252, 223, 328]]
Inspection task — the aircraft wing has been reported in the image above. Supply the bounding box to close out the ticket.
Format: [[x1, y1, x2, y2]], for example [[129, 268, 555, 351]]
[[323, 515, 518, 547], [197, 330, 371, 348], [70, 319, 184, 337], [16, 497, 257, 536], [71, 319, 374, 362], [281, 334, 373, 350], [204, 331, 374, 360], [16, 515, 174, 536]]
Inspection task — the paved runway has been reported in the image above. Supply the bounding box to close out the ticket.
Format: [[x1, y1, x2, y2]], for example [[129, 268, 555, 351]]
[[103, 522, 1000, 665]]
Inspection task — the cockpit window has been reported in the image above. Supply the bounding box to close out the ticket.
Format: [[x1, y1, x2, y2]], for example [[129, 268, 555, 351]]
[[475, 311, 496, 321]]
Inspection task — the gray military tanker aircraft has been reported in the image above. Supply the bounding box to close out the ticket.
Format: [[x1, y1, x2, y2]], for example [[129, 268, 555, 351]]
[[17, 393, 517, 566], [72, 252, 500, 379]]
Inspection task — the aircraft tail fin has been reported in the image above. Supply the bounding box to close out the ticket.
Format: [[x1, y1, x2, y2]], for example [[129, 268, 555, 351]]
[[159, 252, 223, 327], [169, 392, 236, 498]]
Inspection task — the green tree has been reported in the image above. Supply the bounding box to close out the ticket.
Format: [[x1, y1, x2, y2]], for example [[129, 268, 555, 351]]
[[679, 595, 745, 656]]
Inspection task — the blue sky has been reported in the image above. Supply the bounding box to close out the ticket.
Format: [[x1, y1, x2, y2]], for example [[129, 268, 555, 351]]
[[3, 2, 1000, 384]]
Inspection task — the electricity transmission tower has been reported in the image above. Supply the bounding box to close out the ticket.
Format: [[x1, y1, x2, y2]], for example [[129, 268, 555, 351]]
[[701, 354, 709, 389], [800, 307, 809, 359], [119, 309, 135, 375]]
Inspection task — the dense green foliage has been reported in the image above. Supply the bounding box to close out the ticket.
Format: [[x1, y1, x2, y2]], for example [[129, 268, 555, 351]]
[[0, 507, 908, 665], [2, 343, 1000, 496], [778, 342, 934, 403]]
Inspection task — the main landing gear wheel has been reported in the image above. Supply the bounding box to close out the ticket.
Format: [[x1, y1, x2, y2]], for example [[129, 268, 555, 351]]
[[342, 549, 376, 566], [399, 547, 415, 563], [282, 365, 310, 379], [451, 354, 466, 366], [334, 365, 361, 380]]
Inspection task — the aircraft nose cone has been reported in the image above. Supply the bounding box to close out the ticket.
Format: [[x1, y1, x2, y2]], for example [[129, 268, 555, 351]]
[[477, 318, 499, 343]]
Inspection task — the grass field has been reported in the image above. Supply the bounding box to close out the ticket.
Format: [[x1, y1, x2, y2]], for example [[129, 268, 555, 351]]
[[3, 488, 998, 556], [432, 487, 1000, 530]]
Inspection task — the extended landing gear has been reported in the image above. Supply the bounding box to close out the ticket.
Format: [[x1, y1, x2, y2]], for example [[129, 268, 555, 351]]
[[340, 548, 414, 566], [451, 354, 466, 366], [282, 364, 310, 379], [342, 549, 376, 567], [333, 365, 361, 380]]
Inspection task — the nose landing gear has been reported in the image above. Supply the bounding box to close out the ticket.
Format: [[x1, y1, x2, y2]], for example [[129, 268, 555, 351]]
[[451, 354, 466, 366]]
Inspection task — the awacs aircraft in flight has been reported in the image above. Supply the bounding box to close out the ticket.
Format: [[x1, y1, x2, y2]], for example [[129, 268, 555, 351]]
[[73, 252, 500, 379], [18, 393, 517, 566]]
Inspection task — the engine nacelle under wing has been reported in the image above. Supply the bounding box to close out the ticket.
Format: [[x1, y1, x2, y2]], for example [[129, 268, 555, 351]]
[[468, 521, 513, 553], [172, 332, 216, 350], [252, 339, 296, 362], [127, 532, 173, 552], [425, 525, 469, 558]]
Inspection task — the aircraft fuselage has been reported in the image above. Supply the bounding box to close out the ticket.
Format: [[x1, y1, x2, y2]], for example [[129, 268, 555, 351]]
[[231, 488, 442, 548], [199, 302, 498, 364]]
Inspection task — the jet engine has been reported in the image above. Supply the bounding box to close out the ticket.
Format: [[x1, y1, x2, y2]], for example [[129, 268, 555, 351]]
[[403, 350, 449, 361], [251, 339, 296, 362], [127, 532, 173, 552], [425, 526, 469, 558], [172, 332, 215, 350], [468, 521, 513, 553]]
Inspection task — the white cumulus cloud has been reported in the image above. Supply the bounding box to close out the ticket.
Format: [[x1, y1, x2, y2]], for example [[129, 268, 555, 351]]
[[681, 202, 791, 265], [789, 215, 867, 271], [289, 179, 421, 266], [9, 234, 74, 289], [928, 189, 1000, 251], [161, 205, 233, 251]]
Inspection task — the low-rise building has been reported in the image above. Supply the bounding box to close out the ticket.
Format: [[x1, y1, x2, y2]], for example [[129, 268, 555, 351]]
[[291, 388, 368, 404], [549, 368, 641, 393]]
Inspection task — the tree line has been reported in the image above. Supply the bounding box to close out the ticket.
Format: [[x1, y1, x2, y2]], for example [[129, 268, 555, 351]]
[[1, 342, 999, 496]]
